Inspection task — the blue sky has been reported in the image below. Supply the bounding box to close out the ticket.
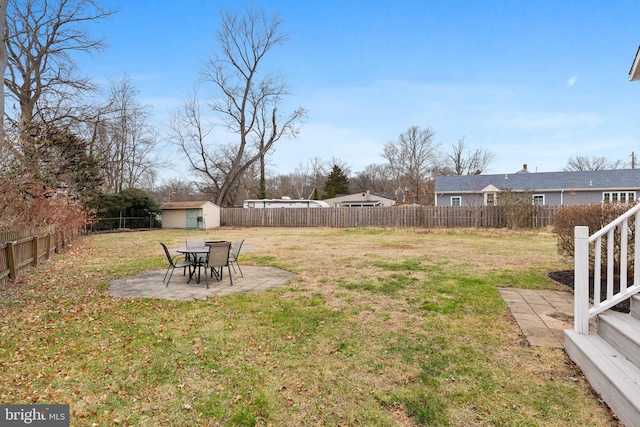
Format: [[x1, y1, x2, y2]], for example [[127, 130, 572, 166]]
[[81, 0, 640, 180]]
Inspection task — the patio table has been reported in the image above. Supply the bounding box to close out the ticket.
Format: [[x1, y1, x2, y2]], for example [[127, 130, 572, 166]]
[[176, 246, 210, 284], [176, 241, 231, 287]]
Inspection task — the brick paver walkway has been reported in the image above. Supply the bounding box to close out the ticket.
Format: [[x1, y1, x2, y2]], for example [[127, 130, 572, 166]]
[[499, 288, 577, 348]]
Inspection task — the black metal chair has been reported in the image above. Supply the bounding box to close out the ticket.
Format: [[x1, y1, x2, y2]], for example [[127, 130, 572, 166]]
[[161, 243, 194, 287]]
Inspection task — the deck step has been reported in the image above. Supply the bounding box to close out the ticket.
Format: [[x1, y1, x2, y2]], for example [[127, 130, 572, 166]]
[[631, 295, 640, 320], [598, 311, 640, 367], [565, 330, 640, 427]]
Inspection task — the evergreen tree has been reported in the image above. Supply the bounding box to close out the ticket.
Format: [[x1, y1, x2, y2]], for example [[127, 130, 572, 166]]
[[87, 188, 161, 229], [323, 164, 349, 198]]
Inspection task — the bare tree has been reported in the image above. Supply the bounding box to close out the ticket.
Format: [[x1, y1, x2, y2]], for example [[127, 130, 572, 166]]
[[152, 178, 200, 203], [285, 162, 315, 199], [2, 0, 116, 191], [169, 94, 222, 193], [306, 157, 329, 198], [99, 75, 160, 193], [382, 126, 441, 205], [175, 7, 306, 206], [564, 155, 625, 171], [0, 0, 8, 139], [446, 137, 495, 175], [351, 163, 394, 194], [5, 0, 115, 133], [497, 189, 536, 229]]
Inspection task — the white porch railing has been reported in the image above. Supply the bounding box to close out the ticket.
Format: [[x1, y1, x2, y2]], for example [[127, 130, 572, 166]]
[[574, 203, 640, 334]]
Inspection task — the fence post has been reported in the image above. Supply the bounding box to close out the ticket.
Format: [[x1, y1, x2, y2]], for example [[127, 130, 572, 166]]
[[46, 232, 52, 260], [7, 241, 16, 279], [32, 236, 39, 267], [574, 226, 590, 334]]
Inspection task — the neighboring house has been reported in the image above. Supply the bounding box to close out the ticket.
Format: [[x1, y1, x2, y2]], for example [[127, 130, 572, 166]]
[[434, 167, 640, 207], [161, 201, 221, 229], [323, 190, 396, 207]]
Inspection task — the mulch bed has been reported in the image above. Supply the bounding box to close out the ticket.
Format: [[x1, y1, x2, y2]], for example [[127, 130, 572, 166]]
[[547, 270, 629, 313]]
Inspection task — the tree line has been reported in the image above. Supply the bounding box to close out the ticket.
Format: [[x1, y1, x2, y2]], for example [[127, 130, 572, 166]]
[[0, 1, 632, 231]]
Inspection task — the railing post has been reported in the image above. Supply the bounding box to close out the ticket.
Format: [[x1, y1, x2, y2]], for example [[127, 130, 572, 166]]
[[574, 226, 590, 334]]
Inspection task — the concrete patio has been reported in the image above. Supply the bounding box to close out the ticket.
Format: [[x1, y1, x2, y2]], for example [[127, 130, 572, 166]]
[[109, 265, 296, 300]]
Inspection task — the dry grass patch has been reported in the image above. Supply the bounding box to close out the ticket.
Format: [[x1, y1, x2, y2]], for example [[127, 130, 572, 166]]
[[0, 227, 621, 426]]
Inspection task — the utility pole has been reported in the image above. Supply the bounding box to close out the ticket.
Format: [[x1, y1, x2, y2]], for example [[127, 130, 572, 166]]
[[632, 152, 636, 169]]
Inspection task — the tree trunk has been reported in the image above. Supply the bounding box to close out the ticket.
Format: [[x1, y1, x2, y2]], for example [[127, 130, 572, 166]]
[[0, 0, 8, 140]]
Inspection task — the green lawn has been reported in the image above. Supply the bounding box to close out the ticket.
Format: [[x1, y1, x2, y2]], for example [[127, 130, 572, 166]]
[[0, 227, 619, 426]]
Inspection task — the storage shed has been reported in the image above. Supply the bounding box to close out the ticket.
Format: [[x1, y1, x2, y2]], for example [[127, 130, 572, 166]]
[[161, 201, 220, 229]]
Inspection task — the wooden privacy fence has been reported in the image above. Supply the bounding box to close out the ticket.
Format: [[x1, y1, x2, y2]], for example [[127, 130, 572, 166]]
[[221, 206, 563, 228], [0, 225, 81, 284]]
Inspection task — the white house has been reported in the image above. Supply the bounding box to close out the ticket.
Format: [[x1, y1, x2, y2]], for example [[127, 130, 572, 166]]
[[161, 201, 220, 229]]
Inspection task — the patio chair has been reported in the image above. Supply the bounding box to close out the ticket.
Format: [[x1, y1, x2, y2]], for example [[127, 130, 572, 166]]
[[161, 242, 194, 287], [185, 238, 206, 274], [228, 238, 245, 277], [206, 241, 233, 288]]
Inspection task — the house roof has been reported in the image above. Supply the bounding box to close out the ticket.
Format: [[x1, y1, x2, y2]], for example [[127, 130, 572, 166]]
[[161, 201, 215, 210], [435, 169, 640, 193], [630, 44, 640, 81], [323, 191, 395, 204]]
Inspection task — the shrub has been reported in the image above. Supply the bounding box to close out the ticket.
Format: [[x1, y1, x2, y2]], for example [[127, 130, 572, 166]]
[[553, 203, 638, 279], [85, 188, 161, 230], [0, 175, 87, 232], [497, 189, 537, 229]]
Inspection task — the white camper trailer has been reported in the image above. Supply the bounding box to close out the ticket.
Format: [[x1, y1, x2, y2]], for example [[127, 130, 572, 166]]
[[243, 197, 330, 208]]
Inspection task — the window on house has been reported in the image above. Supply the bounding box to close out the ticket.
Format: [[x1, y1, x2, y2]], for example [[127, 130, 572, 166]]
[[485, 193, 495, 206], [533, 195, 544, 206], [603, 192, 636, 203], [451, 196, 461, 207]]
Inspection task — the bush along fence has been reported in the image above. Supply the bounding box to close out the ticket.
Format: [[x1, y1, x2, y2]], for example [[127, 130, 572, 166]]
[[220, 205, 562, 228], [0, 225, 81, 284]]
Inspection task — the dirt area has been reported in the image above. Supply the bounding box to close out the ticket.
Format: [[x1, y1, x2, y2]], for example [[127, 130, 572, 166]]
[[547, 270, 629, 313]]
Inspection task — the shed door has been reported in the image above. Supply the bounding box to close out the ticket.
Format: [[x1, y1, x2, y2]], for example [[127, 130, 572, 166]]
[[185, 209, 199, 229]]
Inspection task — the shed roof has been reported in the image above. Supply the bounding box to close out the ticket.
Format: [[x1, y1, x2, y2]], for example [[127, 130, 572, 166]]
[[435, 169, 640, 193], [161, 201, 215, 210]]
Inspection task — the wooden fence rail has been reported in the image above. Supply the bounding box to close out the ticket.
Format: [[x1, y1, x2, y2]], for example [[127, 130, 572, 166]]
[[220, 205, 563, 228], [0, 225, 81, 284]]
